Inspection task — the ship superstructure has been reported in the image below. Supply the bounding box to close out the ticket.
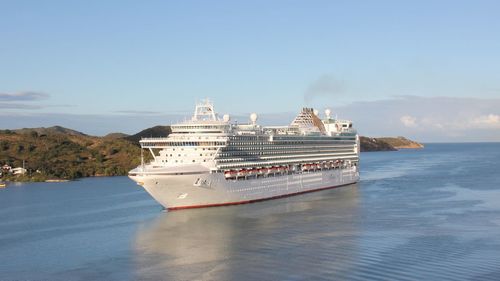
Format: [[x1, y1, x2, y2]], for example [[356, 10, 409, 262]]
[[129, 99, 359, 210]]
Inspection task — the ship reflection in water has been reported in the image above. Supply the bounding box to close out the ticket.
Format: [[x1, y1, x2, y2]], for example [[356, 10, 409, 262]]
[[134, 185, 361, 280]]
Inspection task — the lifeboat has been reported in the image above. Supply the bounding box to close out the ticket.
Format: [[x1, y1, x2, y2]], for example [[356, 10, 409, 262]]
[[224, 170, 237, 179], [248, 168, 258, 176], [237, 169, 248, 177]]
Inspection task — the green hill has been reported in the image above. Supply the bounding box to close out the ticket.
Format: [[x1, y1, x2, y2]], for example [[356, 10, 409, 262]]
[[13, 126, 88, 137], [0, 127, 141, 181], [124, 126, 171, 143], [359, 137, 397, 152], [103, 132, 130, 139]]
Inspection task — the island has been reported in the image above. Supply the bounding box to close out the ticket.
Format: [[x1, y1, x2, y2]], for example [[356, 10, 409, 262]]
[[360, 136, 424, 152], [0, 126, 423, 182]]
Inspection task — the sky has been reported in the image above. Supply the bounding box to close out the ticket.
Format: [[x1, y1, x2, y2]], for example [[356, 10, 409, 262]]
[[1, 0, 499, 141]]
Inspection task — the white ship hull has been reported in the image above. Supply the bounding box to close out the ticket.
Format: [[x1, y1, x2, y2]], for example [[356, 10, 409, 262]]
[[129, 167, 359, 210]]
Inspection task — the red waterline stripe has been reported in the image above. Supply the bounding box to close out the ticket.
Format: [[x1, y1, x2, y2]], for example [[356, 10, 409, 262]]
[[167, 182, 357, 211]]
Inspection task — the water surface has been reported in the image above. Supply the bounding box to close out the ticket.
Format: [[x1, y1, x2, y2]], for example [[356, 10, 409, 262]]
[[1, 143, 499, 280]]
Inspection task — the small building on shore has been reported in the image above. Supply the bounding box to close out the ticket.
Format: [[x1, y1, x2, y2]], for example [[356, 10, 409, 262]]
[[2, 164, 12, 172], [11, 167, 27, 175]]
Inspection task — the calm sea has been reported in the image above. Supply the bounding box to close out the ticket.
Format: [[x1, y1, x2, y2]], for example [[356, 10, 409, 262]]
[[1, 143, 500, 281]]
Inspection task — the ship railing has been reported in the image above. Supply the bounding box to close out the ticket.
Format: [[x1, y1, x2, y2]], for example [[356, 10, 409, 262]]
[[140, 137, 170, 141], [216, 155, 358, 170]]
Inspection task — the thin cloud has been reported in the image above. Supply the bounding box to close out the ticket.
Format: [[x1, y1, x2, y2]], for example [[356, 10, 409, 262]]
[[304, 75, 345, 103], [471, 114, 500, 129], [331, 96, 500, 142], [400, 115, 417, 127], [45, 104, 76, 108], [0, 91, 50, 101], [0, 103, 42, 109]]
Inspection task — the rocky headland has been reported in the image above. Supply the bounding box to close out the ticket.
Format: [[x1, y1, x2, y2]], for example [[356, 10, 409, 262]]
[[360, 136, 424, 152]]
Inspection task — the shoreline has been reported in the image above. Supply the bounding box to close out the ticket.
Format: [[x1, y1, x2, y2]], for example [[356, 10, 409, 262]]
[[1, 174, 130, 183]]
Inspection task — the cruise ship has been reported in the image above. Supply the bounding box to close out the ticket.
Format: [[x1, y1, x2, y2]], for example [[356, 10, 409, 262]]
[[128, 99, 360, 210]]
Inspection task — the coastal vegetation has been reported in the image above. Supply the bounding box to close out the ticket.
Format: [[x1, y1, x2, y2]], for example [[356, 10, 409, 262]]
[[376, 137, 424, 149], [0, 126, 422, 182], [359, 136, 424, 151], [0, 127, 142, 181]]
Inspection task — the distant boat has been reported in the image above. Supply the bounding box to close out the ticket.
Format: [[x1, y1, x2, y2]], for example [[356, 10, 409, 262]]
[[0, 182, 6, 188]]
